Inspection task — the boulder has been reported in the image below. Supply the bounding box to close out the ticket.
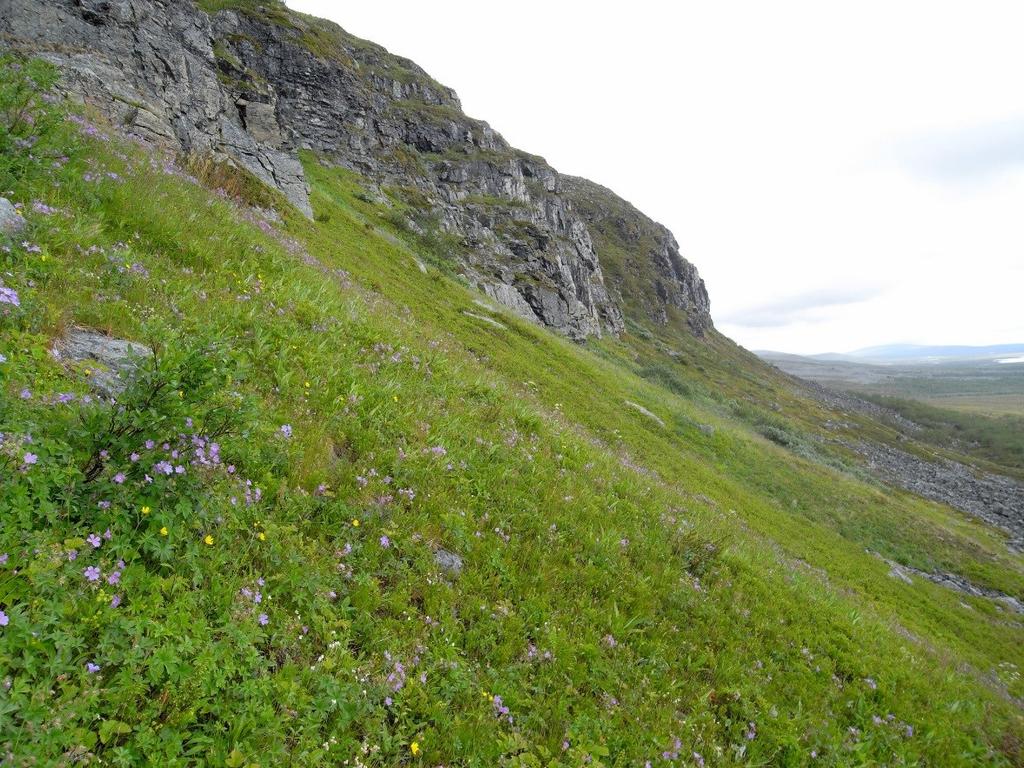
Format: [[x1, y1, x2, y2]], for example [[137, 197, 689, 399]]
[[0, 198, 26, 236], [55, 328, 153, 397]]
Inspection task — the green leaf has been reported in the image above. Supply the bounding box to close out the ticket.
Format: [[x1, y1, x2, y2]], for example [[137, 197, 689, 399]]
[[99, 719, 131, 744]]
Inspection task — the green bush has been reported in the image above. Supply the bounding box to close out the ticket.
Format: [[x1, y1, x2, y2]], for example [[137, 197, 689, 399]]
[[0, 54, 64, 190]]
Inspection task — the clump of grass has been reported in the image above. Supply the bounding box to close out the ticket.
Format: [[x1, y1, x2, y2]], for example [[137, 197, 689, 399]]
[[183, 153, 284, 210]]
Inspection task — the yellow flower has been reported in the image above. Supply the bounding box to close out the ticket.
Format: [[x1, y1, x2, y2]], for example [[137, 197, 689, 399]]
[[304, 381, 311, 388], [410, 742, 420, 756], [393, 395, 399, 402], [257, 532, 266, 541], [351, 519, 360, 527], [204, 534, 214, 546], [141, 506, 151, 515], [160, 526, 168, 536]]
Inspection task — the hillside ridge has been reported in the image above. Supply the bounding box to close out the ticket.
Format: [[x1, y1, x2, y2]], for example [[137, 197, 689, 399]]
[[1, 0, 712, 341]]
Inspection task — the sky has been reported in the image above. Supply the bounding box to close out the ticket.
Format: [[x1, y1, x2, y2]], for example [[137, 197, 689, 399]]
[[288, 1, 1024, 355]]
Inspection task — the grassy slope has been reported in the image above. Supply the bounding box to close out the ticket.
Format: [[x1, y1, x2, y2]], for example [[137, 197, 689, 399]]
[[1, 95, 1022, 767]]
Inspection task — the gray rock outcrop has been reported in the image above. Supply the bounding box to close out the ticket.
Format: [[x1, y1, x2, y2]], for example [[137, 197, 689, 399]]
[[1, 0, 713, 341], [847, 439, 1024, 551]]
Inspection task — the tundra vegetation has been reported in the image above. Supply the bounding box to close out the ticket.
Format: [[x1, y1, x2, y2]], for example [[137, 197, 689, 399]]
[[0, 56, 1022, 767]]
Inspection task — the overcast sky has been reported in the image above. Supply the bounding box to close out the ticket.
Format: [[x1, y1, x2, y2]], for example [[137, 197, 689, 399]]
[[289, 1, 1024, 354]]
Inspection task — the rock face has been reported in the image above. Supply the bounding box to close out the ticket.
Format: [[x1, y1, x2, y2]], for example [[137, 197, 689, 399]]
[[0, 0, 312, 217], [562, 177, 712, 336], [2, 0, 713, 341]]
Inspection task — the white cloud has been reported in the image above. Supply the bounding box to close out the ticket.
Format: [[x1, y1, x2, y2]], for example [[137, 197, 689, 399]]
[[723, 286, 883, 328], [892, 119, 1024, 183], [287, 0, 1024, 355]]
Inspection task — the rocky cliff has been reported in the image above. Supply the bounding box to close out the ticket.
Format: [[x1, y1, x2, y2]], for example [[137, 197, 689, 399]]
[[1, 0, 712, 341]]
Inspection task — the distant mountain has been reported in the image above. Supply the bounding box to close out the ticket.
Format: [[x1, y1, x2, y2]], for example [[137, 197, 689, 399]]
[[844, 344, 1024, 362], [759, 344, 1024, 364]]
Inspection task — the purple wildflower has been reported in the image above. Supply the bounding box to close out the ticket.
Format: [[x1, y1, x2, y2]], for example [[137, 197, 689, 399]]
[[107, 571, 121, 585], [0, 286, 19, 307], [492, 694, 512, 723], [280, 424, 293, 439], [258, 613, 269, 626], [113, 472, 125, 484], [110, 594, 122, 608], [86, 662, 100, 673], [87, 533, 102, 549], [0, 610, 8, 627], [379, 535, 391, 548], [83, 565, 101, 582]]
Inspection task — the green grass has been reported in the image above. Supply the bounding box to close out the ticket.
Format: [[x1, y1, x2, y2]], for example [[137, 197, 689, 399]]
[[195, 0, 292, 23], [921, 393, 1024, 417], [1, 60, 1023, 766]]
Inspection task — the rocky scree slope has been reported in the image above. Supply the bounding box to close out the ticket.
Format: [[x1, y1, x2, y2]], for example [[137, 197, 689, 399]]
[[0, 0, 712, 342]]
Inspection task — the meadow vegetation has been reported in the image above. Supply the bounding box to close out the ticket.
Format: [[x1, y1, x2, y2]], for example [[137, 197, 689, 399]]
[[1, 57, 1022, 766]]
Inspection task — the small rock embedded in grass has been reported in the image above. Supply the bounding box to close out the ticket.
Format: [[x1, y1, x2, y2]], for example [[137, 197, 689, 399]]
[[887, 564, 914, 585], [54, 328, 153, 397], [462, 311, 507, 330], [0, 197, 26, 236], [472, 298, 498, 313], [434, 548, 463, 576], [624, 400, 665, 428]]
